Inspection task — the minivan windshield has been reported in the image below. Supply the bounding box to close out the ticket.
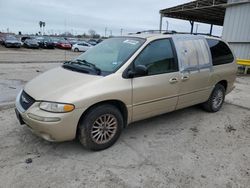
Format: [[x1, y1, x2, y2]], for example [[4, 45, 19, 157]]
[[66, 37, 145, 75]]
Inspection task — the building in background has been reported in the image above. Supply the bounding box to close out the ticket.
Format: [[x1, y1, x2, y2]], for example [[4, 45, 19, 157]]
[[159, 0, 250, 63], [222, 0, 250, 61]]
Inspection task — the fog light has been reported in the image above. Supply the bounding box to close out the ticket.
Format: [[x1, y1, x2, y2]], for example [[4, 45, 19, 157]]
[[40, 133, 55, 142], [27, 113, 61, 122]]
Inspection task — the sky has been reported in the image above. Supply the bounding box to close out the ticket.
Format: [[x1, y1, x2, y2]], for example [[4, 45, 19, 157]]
[[0, 0, 223, 36]]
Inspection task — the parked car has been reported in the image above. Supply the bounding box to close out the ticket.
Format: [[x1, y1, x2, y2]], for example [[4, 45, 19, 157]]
[[56, 40, 71, 49], [66, 38, 79, 46], [4, 35, 21, 48], [0, 37, 4, 45], [51, 37, 62, 47], [23, 38, 39, 49], [71, 41, 92, 52], [21, 36, 32, 43], [35, 37, 44, 47], [36, 36, 54, 49], [20, 36, 33, 46], [87, 39, 98, 46], [96, 39, 103, 44], [15, 34, 237, 151]]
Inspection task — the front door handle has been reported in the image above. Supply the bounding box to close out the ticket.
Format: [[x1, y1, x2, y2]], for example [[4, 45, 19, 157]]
[[169, 77, 178, 84], [181, 75, 189, 81]]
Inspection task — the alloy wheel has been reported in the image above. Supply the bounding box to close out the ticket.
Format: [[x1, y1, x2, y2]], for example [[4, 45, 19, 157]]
[[212, 89, 223, 109], [91, 114, 118, 144]]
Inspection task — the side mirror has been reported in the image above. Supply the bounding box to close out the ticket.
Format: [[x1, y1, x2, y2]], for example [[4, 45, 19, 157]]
[[135, 65, 148, 76], [126, 65, 148, 78]]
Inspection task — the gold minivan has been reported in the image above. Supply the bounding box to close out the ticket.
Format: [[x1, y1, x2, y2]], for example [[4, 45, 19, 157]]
[[15, 34, 237, 150]]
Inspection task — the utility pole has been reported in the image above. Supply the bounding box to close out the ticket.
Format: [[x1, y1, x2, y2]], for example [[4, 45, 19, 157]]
[[104, 27, 107, 37], [120, 28, 123, 36], [39, 21, 42, 35], [42, 22, 45, 35]]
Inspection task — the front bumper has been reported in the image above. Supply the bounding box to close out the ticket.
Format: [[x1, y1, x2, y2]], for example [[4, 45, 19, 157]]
[[27, 44, 39, 48], [15, 91, 84, 142], [6, 43, 21, 47]]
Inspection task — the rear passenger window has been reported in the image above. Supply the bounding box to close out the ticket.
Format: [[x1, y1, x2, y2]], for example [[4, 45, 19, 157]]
[[173, 37, 211, 72], [134, 39, 178, 75], [206, 39, 234, 66]]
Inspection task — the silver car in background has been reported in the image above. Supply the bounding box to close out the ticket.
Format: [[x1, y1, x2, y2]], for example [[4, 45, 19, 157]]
[[72, 41, 93, 52]]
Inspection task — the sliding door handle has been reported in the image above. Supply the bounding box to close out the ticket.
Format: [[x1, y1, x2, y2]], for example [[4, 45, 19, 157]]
[[181, 75, 189, 81], [169, 77, 178, 84]]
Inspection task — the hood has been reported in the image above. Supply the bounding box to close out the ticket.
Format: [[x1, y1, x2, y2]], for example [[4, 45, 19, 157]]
[[6, 39, 20, 43], [27, 41, 38, 45], [61, 42, 71, 45], [44, 40, 53, 44], [24, 66, 102, 102]]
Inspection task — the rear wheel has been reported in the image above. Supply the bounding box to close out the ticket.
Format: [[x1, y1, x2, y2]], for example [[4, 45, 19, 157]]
[[78, 104, 123, 150], [74, 48, 79, 52], [202, 84, 225, 112]]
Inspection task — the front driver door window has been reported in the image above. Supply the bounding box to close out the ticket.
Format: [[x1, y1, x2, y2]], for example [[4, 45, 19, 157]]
[[131, 38, 180, 121], [134, 39, 178, 75]]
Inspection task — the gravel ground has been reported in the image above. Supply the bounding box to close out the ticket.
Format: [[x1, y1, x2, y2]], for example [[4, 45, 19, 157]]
[[0, 62, 60, 106], [0, 45, 80, 63], [0, 48, 249, 188], [0, 103, 249, 188]]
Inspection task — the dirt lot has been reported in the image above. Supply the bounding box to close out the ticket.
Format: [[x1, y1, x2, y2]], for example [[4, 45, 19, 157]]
[[0, 45, 79, 63], [0, 48, 249, 188]]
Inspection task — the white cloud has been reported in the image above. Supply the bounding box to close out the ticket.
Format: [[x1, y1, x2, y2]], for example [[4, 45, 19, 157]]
[[0, 0, 222, 36]]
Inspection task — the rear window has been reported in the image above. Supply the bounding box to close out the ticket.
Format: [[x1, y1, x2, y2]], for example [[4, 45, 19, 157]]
[[206, 39, 234, 66]]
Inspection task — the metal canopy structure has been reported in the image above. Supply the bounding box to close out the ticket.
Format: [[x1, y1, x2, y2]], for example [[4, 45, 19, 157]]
[[159, 0, 228, 34]]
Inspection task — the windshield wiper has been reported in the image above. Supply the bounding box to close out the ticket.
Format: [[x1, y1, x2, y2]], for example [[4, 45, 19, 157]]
[[62, 62, 89, 74], [63, 60, 101, 75], [75, 59, 101, 75]]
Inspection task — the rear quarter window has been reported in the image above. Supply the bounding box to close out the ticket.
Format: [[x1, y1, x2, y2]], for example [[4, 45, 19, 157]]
[[206, 39, 234, 66]]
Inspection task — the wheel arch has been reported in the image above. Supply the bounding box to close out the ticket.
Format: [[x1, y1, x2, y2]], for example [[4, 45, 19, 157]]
[[76, 99, 128, 136], [217, 80, 228, 91]]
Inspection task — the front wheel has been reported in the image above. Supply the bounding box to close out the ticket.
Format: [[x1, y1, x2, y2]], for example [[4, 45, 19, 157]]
[[74, 48, 79, 52], [202, 84, 225, 112], [78, 104, 123, 150]]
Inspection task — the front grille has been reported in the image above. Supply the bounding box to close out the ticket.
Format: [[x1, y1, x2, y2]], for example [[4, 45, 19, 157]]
[[19, 91, 35, 110]]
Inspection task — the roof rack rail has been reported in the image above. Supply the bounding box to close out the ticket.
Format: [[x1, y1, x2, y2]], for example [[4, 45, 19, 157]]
[[128, 30, 177, 34], [128, 30, 220, 38], [192, 32, 220, 38]]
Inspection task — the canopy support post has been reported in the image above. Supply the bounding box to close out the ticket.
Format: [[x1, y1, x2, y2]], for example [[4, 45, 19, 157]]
[[210, 24, 213, 35], [190, 21, 194, 34], [159, 14, 163, 32]]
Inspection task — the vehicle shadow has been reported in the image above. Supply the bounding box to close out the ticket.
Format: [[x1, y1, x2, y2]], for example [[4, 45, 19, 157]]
[[14, 104, 208, 162]]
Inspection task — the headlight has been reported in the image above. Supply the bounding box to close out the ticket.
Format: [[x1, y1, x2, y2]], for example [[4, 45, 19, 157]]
[[39, 102, 75, 113]]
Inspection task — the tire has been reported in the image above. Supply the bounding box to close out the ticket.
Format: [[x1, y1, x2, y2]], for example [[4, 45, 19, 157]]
[[202, 84, 225, 112], [78, 104, 123, 151], [74, 48, 79, 52]]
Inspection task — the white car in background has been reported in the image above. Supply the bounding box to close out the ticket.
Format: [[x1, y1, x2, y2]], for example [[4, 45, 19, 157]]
[[72, 41, 92, 52]]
